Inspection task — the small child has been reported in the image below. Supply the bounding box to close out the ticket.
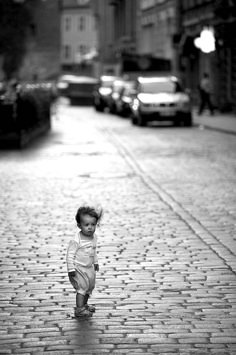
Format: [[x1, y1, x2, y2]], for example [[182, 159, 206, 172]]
[[67, 205, 103, 318]]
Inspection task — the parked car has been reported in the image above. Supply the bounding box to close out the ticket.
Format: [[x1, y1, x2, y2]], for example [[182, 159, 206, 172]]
[[107, 78, 126, 114], [57, 75, 98, 105], [116, 80, 136, 117], [93, 75, 119, 112], [130, 76, 192, 127]]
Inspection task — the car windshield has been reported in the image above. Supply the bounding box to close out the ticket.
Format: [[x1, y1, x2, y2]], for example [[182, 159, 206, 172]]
[[139, 80, 183, 94], [125, 82, 135, 89], [113, 82, 124, 93], [121, 81, 135, 95], [123, 87, 132, 95]]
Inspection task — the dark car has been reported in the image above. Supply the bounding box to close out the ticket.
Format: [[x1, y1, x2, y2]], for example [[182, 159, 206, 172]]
[[57, 75, 98, 105], [106, 78, 127, 114], [130, 76, 192, 127], [93, 75, 119, 112], [0, 81, 6, 97], [115, 80, 136, 117]]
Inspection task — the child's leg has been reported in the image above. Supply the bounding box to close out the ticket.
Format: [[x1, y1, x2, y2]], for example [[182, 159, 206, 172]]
[[74, 293, 93, 317], [84, 294, 89, 306], [76, 293, 85, 308], [84, 293, 96, 312]]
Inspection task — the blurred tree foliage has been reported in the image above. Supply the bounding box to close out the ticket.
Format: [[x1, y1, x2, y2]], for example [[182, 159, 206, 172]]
[[0, 0, 32, 79]]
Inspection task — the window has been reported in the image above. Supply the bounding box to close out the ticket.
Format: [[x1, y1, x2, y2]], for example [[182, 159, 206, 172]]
[[141, 24, 154, 54], [65, 17, 71, 31], [78, 16, 86, 31], [140, 80, 183, 94], [64, 45, 71, 60], [79, 44, 88, 54]]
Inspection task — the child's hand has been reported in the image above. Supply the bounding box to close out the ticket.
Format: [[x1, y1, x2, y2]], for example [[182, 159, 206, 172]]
[[68, 271, 76, 277], [94, 264, 99, 272]]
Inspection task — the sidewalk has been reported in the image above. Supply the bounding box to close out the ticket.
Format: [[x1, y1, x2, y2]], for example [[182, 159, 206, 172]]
[[193, 108, 236, 134]]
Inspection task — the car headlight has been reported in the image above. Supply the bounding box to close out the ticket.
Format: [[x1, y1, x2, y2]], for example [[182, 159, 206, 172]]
[[57, 82, 69, 89], [123, 97, 131, 104], [178, 99, 190, 110], [99, 87, 111, 96]]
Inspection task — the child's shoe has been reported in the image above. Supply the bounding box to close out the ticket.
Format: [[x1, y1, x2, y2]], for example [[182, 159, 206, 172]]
[[74, 306, 93, 318], [85, 304, 96, 313]]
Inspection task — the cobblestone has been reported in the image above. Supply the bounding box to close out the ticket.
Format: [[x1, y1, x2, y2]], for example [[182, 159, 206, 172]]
[[0, 105, 235, 353]]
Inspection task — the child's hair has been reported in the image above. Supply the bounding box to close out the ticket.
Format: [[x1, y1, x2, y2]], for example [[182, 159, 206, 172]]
[[75, 206, 103, 225]]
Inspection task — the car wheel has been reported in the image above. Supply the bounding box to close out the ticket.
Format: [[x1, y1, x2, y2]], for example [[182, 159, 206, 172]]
[[109, 104, 116, 114], [95, 105, 104, 112], [183, 113, 192, 127], [137, 114, 147, 127], [116, 108, 122, 116], [173, 120, 181, 127], [131, 114, 137, 125]]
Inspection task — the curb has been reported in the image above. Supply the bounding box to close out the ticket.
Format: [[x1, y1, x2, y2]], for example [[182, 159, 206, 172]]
[[194, 121, 236, 135], [104, 127, 236, 274]]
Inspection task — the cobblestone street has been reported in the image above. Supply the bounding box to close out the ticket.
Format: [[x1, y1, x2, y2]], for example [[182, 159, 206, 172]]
[[0, 103, 236, 355]]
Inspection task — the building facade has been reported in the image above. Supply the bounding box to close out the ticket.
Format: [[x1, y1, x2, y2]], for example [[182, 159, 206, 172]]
[[178, 0, 236, 111], [137, 0, 176, 61], [91, 0, 138, 76], [60, 0, 98, 76], [93, 0, 176, 77], [20, 0, 61, 81], [92, 0, 236, 111], [91, 0, 116, 75]]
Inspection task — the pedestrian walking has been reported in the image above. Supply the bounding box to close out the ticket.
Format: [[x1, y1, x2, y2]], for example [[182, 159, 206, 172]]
[[198, 72, 214, 115], [67, 205, 103, 318]]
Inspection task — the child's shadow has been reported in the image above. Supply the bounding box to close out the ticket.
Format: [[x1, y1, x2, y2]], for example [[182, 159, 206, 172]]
[[66, 313, 100, 348]]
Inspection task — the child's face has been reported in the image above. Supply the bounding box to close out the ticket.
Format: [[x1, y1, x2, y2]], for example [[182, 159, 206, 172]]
[[78, 214, 97, 237]]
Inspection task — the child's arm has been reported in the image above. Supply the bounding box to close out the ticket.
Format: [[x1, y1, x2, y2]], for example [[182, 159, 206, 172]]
[[66, 240, 77, 273]]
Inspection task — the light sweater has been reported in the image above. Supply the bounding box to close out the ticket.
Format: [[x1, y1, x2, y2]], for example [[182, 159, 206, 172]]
[[67, 232, 98, 273]]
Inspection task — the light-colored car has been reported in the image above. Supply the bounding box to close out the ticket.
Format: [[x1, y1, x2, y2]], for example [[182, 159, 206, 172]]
[[130, 76, 192, 127]]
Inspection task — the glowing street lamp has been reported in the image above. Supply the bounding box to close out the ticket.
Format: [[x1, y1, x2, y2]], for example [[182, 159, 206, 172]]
[[194, 27, 216, 53]]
